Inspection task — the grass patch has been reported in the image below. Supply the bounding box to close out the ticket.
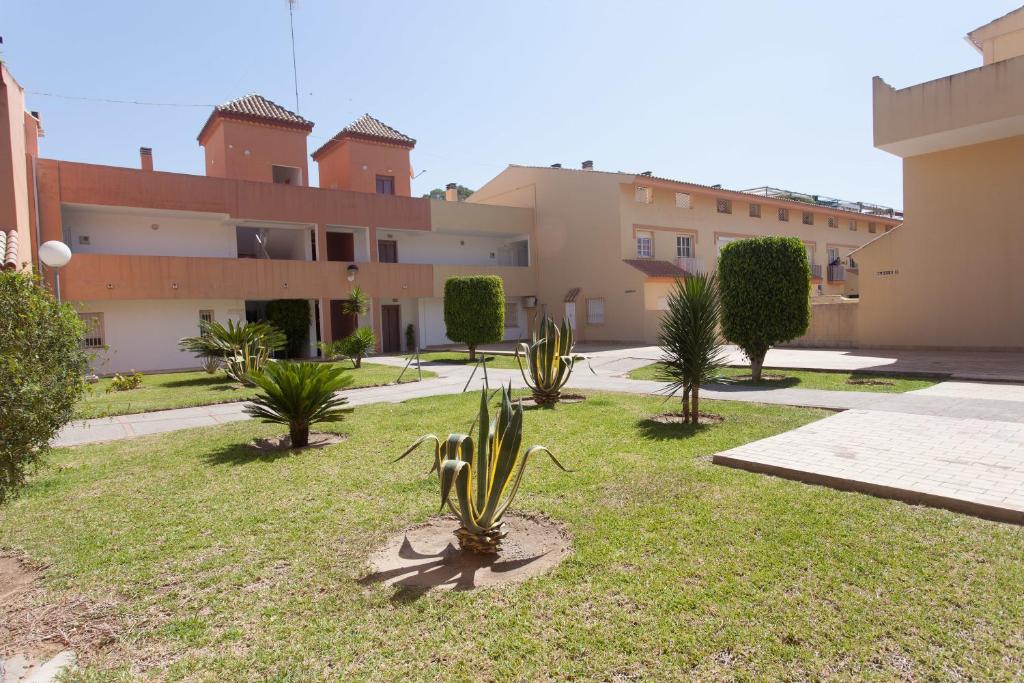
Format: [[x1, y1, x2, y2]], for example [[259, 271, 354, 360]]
[[2, 392, 1021, 680], [628, 363, 939, 393], [413, 350, 521, 369], [76, 362, 437, 419]]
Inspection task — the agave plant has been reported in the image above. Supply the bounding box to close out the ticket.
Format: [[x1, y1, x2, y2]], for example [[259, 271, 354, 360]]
[[179, 320, 286, 385], [396, 384, 570, 554], [515, 316, 588, 406], [244, 362, 353, 448]]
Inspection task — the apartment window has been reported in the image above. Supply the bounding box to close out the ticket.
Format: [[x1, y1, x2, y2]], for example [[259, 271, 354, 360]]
[[749, 203, 761, 218], [378, 239, 398, 263], [674, 192, 691, 209], [504, 303, 519, 327], [802, 211, 814, 226], [827, 216, 838, 229], [635, 186, 652, 204], [716, 199, 732, 214], [79, 313, 105, 349], [778, 208, 789, 222], [848, 220, 858, 231], [636, 232, 653, 258], [676, 235, 693, 258], [199, 310, 214, 333], [271, 165, 302, 186], [586, 298, 605, 325], [869, 222, 877, 234], [375, 175, 395, 195]]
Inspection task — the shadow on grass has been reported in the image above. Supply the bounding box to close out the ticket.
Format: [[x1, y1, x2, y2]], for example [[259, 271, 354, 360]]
[[635, 417, 712, 441], [163, 375, 240, 389], [707, 376, 802, 390], [203, 441, 298, 466], [419, 355, 501, 367]]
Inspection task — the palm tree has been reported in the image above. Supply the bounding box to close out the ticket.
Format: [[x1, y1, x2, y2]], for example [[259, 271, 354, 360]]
[[656, 272, 726, 424], [244, 362, 353, 448], [340, 286, 369, 317]]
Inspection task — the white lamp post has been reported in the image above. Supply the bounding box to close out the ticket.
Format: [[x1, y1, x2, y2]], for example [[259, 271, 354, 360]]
[[38, 240, 72, 303]]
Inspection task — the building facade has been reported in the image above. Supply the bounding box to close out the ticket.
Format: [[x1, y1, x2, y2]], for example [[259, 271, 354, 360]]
[[469, 164, 899, 344], [798, 7, 1024, 350]]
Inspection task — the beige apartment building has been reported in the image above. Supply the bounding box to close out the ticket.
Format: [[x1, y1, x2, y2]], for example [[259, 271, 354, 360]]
[[802, 6, 1024, 350], [469, 164, 899, 343]]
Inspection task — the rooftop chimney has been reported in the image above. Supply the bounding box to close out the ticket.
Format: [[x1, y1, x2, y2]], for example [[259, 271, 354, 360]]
[[550, 163, 562, 168], [581, 160, 594, 171], [140, 147, 153, 172], [445, 182, 458, 202]]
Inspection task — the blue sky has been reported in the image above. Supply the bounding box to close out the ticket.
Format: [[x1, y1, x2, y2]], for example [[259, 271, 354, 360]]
[[1, 1, 1014, 208]]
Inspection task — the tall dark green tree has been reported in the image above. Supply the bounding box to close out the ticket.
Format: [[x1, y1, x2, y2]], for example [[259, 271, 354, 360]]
[[656, 272, 726, 424], [443, 276, 504, 361], [718, 236, 810, 381]]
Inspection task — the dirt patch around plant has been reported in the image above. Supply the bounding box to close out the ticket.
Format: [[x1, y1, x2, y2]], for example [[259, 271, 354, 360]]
[[0, 552, 120, 669], [846, 378, 896, 386], [647, 412, 725, 425], [519, 393, 587, 408], [363, 513, 572, 592], [729, 373, 789, 382], [249, 431, 348, 452]]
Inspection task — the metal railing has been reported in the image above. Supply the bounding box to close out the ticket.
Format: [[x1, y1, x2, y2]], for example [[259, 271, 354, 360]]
[[675, 256, 703, 273], [827, 264, 846, 281], [742, 186, 903, 220], [810, 264, 822, 279]]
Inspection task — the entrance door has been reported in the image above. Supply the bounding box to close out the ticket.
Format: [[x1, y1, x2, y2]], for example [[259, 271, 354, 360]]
[[564, 302, 576, 331], [329, 300, 357, 341], [381, 305, 401, 353]]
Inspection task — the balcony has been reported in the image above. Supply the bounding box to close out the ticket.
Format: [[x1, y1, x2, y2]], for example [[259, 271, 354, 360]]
[[59, 253, 433, 301], [827, 264, 846, 282], [674, 256, 703, 274], [811, 264, 823, 280], [432, 263, 537, 298], [873, 55, 1024, 158]]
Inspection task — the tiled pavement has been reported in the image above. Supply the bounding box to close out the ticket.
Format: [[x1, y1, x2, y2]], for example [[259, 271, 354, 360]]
[[714, 409, 1024, 524]]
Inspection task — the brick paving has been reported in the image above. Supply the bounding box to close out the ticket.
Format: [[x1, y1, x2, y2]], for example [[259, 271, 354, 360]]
[[714, 409, 1024, 524]]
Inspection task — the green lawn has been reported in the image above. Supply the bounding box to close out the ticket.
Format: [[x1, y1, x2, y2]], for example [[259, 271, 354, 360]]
[[76, 362, 437, 419], [3, 392, 1021, 681], [413, 350, 521, 369], [628, 362, 940, 393]]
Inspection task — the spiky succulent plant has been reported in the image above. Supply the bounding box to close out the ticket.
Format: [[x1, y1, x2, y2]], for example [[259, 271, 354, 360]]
[[516, 316, 587, 406], [397, 384, 570, 554]]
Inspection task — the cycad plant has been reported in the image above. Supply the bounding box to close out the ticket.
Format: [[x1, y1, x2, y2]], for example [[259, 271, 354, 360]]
[[656, 272, 726, 423], [244, 362, 353, 448], [179, 320, 286, 384], [516, 316, 586, 406], [397, 384, 570, 554], [340, 327, 375, 368]]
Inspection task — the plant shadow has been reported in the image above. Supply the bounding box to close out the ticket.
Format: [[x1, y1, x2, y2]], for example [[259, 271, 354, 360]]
[[202, 433, 345, 466], [163, 375, 239, 389], [635, 417, 712, 441], [708, 375, 802, 390], [419, 355, 501, 367]]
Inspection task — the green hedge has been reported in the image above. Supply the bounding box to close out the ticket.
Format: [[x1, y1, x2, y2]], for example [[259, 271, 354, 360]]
[[718, 236, 810, 377], [266, 299, 310, 358], [443, 276, 504, 360]]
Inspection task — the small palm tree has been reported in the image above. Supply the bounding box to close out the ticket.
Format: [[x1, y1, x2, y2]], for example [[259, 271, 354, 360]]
[[245, 362, 353, 448], [340, 327, 375, 368], [340, 286, 369, 317], [656, 272, 726, 424], [179, 320, 286, 384]]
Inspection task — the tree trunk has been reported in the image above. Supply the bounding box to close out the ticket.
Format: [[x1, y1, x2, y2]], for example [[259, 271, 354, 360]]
[[289, 420, 309, 448], [354, 354, 362, 369], [682, 384, 691, 424], [691, 384, 700, 424], [468, 344, 477, 362], [750, 353, 766, 382]]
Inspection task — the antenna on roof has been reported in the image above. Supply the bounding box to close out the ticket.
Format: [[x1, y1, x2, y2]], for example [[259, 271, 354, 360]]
[[287, 0, 300, 114]]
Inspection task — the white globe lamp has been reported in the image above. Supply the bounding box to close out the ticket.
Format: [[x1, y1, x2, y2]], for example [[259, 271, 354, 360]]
[[38, 240, 72, 302]]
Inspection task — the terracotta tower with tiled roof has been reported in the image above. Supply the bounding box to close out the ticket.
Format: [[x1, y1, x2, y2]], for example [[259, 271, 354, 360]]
[[198, 94, 314, 186], [312, 114, 415, 196]]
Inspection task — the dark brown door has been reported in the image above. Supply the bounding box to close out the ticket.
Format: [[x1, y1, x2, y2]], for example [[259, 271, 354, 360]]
[[378, 240, 398, 263], [329, 300, 357, 341], [326, 232, 354, 262], [381, 305, 401, 353]]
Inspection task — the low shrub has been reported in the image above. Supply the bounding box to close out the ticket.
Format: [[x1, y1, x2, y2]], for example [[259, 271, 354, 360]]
[[340, 327, 375, 368], [245, 362, 353, 448], [106, 371, 143, 392]]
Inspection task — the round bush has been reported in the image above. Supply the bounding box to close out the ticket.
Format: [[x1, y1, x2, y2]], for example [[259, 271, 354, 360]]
[[0, 270, 87, 503], [266, 299, 311, 358], [443, 276, 504, 360]]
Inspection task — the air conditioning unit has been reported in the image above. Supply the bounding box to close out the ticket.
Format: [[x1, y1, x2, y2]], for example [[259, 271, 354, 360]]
[[523, 296, 537, 308]]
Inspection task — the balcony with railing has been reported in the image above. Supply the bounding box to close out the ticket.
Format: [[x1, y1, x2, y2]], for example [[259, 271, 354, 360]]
[[674, 256, 703, 274], [811, 264, 823, 280], [827, 264, 846, 282], [743, 186, 903, 220]]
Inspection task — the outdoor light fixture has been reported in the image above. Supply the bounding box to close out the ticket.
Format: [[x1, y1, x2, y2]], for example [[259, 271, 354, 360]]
[[38, 240, 72, 302], [346, 264, 358, 282]]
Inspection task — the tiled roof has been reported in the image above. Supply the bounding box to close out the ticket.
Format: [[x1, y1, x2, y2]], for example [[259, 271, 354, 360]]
[[198, 94, 313, 141], [312, 114, 415, 158], [623, 258, 689, 279], [1, 229, 19, 270]]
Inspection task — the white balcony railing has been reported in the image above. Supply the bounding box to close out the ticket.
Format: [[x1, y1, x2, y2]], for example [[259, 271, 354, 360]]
[[675, 256, 703, 273]]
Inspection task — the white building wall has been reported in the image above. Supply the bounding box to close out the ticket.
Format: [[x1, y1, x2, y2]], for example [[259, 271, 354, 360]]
[[62, 206, 236, 258], [382, 230, 528, 266], [80, 299, 244, 374]]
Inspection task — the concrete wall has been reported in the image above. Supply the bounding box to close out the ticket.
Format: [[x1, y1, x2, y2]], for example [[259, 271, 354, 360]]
[[201, 118, 310, 186], [854, 136, 1024, 350], [0, 65, 34, 269], [80, 298, 244, 373], [784, 299, 860, 348], [62, 205, 236, 257], [384, 229, 528, 266], [315, 138, 412, 196]]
